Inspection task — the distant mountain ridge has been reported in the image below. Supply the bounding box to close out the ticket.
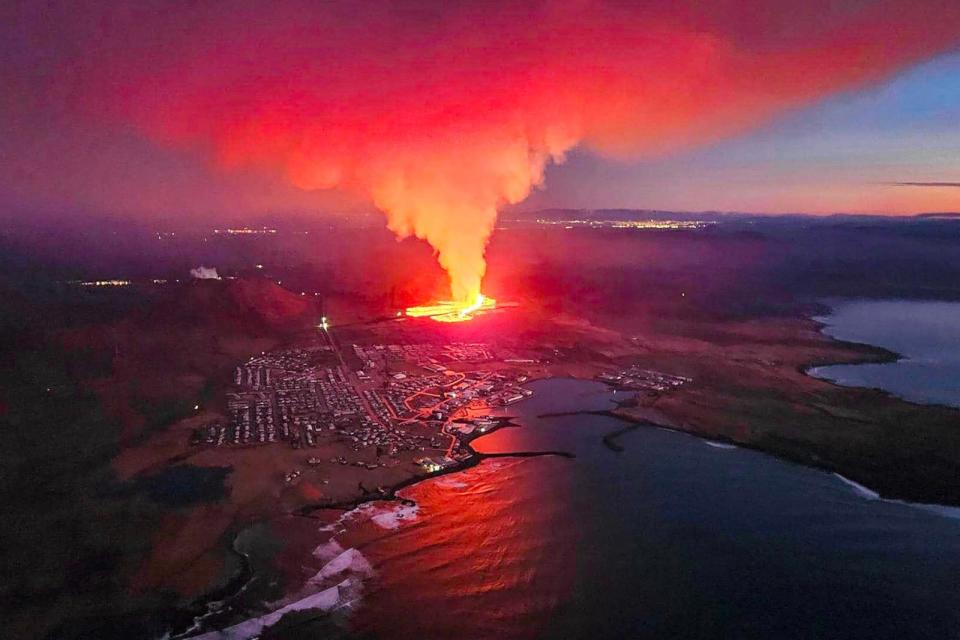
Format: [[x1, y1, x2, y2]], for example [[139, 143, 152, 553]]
[[504, 208, 960, 223], [143, 277, 314, 334]]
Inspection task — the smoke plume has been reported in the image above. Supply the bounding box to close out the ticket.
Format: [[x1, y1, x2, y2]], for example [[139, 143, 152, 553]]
[[190, 266, 221, 280], [11, 1, 960, 301]]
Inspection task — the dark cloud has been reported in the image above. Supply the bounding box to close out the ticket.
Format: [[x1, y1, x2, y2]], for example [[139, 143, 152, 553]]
[[889, 182, 960, 188]]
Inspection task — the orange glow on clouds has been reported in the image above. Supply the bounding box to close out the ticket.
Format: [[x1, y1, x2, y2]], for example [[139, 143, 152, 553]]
[[57, 1, 960, 300]]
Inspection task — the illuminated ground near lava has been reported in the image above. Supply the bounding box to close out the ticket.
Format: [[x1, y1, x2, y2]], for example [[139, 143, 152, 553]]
[[405, 294, 497, 323]]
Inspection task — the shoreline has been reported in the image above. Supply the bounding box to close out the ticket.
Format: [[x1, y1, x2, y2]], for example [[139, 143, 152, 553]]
[[832, 472, 960, 520], [550, 403, 960, 510], [291, 416, 574, 516], [802, 302, 960, 412], [171, 532, 256, 639], [178, 415, 576, 638], [197, 374, 960, 640], [538, 357, 960, 506], [799, 308, 902, 378], [179, 354, 960, 638], [540, 405, 960, 511], [601, 423, 646, 452], [174, 303, 960, 636], [590, 306, 960, 508]]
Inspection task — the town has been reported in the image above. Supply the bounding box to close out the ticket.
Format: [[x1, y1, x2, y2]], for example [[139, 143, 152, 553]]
[[191, 332, 534, 478]]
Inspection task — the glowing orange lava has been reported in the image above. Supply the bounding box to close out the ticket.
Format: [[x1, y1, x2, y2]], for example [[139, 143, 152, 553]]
[[406, 294, 496, 323]]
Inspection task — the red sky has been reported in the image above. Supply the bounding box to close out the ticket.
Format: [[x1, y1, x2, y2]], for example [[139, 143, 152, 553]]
[[2, 1, 959, 228]]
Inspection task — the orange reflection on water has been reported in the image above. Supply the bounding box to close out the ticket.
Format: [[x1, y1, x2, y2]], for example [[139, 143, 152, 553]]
[[341, 450, 577, 640]]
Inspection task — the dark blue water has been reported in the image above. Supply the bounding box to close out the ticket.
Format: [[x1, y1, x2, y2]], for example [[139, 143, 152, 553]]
[[344, 378, 960, 640], [130, 464, 231, 507], [809, 299, 960, 408]]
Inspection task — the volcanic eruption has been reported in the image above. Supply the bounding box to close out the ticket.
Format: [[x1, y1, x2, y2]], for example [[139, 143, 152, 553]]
[[17, 1, 960, 317], [405, 294, 498, 323]]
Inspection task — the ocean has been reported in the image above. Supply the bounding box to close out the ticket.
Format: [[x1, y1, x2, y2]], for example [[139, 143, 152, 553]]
[[210, 376, 960, 640], [808, 299, 960, 408]]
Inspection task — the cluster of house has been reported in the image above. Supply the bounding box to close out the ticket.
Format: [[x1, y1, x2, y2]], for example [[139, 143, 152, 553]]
[[353, 341, 495, 372], [338, 420, 438, 456], [194, 341, 377, 447], [376, 373, 449, 419], [414, 455, 459, 473], [191, 339, 535, 478], [595, 366, 692, 392], [436, 371, 532, 409], [361, 388, 395, 425]]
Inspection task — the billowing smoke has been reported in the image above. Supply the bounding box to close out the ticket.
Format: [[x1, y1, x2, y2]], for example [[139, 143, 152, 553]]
[[16, 1, 960, 302], [190, 266, 221, 280]]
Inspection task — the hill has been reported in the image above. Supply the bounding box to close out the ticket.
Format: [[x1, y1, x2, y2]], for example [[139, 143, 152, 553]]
[[143, 277, 314, 334], [60, 278, 317, 443]]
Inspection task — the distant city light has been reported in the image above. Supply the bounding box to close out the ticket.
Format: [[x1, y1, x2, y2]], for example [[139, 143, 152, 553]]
[[535, 218, 714, 230], [78, 279, 131, 287], [213, 227, 278, 235]]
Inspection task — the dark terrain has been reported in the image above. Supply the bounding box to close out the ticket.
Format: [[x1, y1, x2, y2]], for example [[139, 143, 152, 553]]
[[1, 210, 959, 638]]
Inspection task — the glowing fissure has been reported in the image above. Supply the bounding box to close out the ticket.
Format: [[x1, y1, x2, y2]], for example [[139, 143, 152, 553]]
[[406, 294, 496, 323]]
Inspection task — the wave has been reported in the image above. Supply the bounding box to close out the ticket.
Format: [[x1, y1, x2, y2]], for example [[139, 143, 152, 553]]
[[908, 502, 960, 521], [310, 548, 375, 584], [432, 475, 469, 489], [834, 473, 960, 521], [188, 515, 381, 640], [326, 500, 421, 532], [312, 539, 345, 562], [703, 440, 738, 450], [833, 473, 880, 499], [188, 547, 374, 639], [370, 502, 420, 530], [188, 578, 353, 640]]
